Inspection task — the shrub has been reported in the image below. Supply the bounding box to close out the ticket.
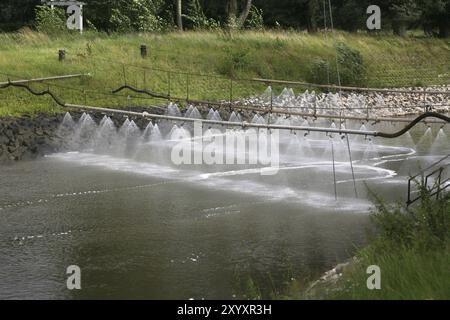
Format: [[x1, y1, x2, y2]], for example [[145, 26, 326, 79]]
[[35, 5, 67, 34], [109, 0, 171, 33], [307, 43, 366, 86], [185, 0, 221, 31], [110, 8, 132, 33], [369, 181, 450, 251], [217, 47, 251, 78], [307, 58, 333, 85], [246, 5, 264, 31], [336, 42, 367, 86]]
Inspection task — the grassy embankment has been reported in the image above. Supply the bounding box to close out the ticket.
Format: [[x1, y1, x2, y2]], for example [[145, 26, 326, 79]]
[[0, 30, 449, 116]]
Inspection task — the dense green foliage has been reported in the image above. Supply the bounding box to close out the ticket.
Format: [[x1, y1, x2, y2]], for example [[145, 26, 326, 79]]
[[0, 0, 449, 37], [325, 185, 450, 299], [307, 42, 367, 85], [232, 182, 450, 300], [35, 6, 67, 34]]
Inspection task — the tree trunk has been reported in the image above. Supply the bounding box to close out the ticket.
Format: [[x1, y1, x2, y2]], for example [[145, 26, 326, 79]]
[[227, 0, 252, 28], [306, 0, 319, 33], [176, 0, 183, 31], [438, 21, 449, 38], [392, 19, 407, 36], [238, 0, 253, 27], [227, 0, 238, 19]]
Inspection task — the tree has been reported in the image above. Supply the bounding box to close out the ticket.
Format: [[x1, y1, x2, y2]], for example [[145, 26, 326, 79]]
[[0, 0, 40, 31], [419, 0, 450, 37], [176, 0, 183, 31], [389, 0, 421, 36], [335, 0, 370, 32], [109, 0, 169, 32], [306, 0, 319, 33], [226, 0, 253, 28]]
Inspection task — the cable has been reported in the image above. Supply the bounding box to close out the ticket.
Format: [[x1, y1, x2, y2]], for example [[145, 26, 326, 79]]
[[375, 112, 450, 138], [1, 80, 449, 139], [110, 83, 449, 123], [346, 135, 358, 198], [112, 84, 170, 100], [0, 81, 65, 107]]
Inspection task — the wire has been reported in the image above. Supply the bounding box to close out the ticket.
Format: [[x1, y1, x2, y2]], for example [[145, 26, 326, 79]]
[[346, 135, 358, 198], [1, 80, 449, 139], [110, 83, 449, 123]]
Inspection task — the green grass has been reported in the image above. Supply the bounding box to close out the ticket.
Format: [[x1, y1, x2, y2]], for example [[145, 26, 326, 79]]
[[311, 187, 450, 300], [0, 29, 449, 116], [326, 244, 450, 299]]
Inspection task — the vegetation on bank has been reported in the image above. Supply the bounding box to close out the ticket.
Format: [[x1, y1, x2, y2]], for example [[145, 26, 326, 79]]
[[308, 184, 450, 300], [0, 30, 449, 117], [232, 183, 450, 300]]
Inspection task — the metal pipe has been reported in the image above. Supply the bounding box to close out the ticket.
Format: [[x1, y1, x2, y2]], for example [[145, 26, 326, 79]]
[[65, 103, 379, 136], [331, 140, 337, 200], [0, 74, 88, 86], [346, 135, 358, 198], [251, 78, 450, 95], [2, 81, 448, 139], [112, 84, 448, 124]]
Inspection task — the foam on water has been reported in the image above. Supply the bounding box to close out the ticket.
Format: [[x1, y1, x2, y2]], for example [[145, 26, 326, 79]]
[[48, 152, 373, 211], [44, 109, 449, 212]]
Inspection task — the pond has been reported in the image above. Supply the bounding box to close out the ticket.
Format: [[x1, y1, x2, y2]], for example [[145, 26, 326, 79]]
[[0, 111, 448, 299]]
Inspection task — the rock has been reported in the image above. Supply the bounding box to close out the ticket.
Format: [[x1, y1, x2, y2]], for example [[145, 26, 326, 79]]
[[0, 112, 65, 162], [0, 135, 9, 145], [35, 128, 44, 136]]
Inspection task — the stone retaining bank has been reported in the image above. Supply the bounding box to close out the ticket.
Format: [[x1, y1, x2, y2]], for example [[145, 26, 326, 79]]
[[0, 113, 65, 162], [0, 106, 165, 163]]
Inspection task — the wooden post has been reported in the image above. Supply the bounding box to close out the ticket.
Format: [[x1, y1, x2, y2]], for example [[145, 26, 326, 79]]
[[59, 49, 66, 61], [140, 45, 148, 59]]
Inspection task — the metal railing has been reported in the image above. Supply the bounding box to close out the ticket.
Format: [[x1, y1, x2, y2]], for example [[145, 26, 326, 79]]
[[407, 154, 450, 206]]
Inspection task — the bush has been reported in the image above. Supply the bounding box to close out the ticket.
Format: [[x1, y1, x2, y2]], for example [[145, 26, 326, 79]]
[[245, 5, 265, 31], [308, 58, 333, 85], [307, 42, 367, 86], [217, 47, 251, 78], [109, 0, 171, 33], [324, 183, 450, 300], [336, 42, 367, 86], [370, 183, 450, 251], [35, 5, 67, 34], [185, 0, 221, 31]]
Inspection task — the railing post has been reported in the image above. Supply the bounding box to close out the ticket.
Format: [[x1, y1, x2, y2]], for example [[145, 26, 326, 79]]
[[168, 71, 171, 98], [331, 140, 338, 200], [186, 73, 190, 101], [366, 102, 369, 120], [436, 167, 443, 200], [229, 78, 233, 107]]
